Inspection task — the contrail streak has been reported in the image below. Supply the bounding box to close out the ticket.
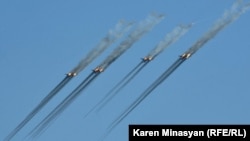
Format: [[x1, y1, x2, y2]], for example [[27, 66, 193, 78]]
[[100, 13, 164, 70], [147, 23, 193, 58], [71, 20, 133, 74], [84, 23, 192, 118], [186, 0, 250, 55], [97, 62, 148, 111], [100, 0, 250, 140], [3, 76, 73, 141], [110, 58, 185, 127], [99, 23, 192, 107], [101, 58, 186, 140], [83, 13, 164, 115], [4, 20, 130, 141], [29, 72, 99, 139], [83, 13, 165, 117], [83, 61, 147, 118], [28, 13, 164, 139]]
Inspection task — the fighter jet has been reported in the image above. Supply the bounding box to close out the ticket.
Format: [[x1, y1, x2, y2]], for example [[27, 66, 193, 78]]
[[66, 72, 77, 77], [180, 53, 191, 59], [93, 67, 104, 73], [142, 56, 153, 62]]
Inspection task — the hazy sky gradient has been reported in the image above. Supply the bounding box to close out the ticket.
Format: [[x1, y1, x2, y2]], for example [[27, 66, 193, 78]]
[[1, 0, 250, 141]]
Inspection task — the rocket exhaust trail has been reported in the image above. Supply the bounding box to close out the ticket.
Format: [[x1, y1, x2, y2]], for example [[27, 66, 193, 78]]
[[3, 76, 72, 141], [84, 23, 192, 118], [84, 61, 148, 118], [90, 13, 164, 116], [100, 58, 186, 140], [112, 0, 250, 128], [82, 13, 164, 117], [85, 23, 192, 118], [71, 20, 133, 74], [29, 20, 132, 134], [101, 1, 250, 139], [147, 23, 193, 58], [185, 0, 250, 55], [4, 20, 130, 141], [104, 61, 144, 100], [28, 72, 99, 139], [99, 13, 164, 70], [96, 61, 148, 112], [83, 61, 145, 118], [27, 13, 164, 139]]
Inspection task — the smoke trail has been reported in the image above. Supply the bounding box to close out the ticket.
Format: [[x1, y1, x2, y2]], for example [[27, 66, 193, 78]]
[[28, 72, 99, 139], [84, 62, 149, 118], [148, 23, 193, 58], [26, 13, 164, 139], [100, 23, 193, 107], [104, 61, 144, 101], [84, 23, 192, 118], [100, 58, 185, 140], [100, 13, 164, 69], [100, 1, 250, 140], [96, 62, 148, 113], [83, 61, 145, 118], [4, 20, 131, 141], [71, 21, 133, 74], [83, 13, 164, 117], [85, 23, 192, 117], [186, 0, 250, 55], [4, 76, 72, 141]]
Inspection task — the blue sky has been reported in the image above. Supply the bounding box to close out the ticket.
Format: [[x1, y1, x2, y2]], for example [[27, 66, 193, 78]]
[[1, 0, 250, 141]]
